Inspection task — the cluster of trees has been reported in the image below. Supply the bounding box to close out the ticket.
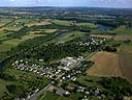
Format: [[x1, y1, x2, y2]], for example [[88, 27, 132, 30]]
[[16, 43, 86, 62], [99, 77, 132, 98], [103, 46, 117, 52]]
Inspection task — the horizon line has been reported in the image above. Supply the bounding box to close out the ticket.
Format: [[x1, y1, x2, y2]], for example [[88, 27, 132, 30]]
[[0, 6, 132, 9]]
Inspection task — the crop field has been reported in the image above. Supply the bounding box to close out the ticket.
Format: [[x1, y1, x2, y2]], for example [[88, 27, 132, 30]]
[[87, 51, 122, 77], [87, 44, 132, 83], [119, 44, 132, 82]]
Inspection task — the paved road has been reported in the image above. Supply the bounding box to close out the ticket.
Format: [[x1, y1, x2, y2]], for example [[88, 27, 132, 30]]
[[28, 84, 52, 100]]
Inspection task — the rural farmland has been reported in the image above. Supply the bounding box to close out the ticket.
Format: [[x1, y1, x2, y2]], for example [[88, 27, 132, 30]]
[[0, 6, 132, 100]]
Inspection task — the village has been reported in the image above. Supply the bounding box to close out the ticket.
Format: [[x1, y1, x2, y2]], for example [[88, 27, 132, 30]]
[[11, 37, 108, 100], [12, 56, 85, 81], [12, 36, 106, 82], [13, 55, 106, 100]]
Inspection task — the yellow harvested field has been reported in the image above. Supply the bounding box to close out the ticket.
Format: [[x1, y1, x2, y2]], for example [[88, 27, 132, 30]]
[[119, 45, 132, 82], [87, 52, 122, 77], [87, 50, 132, 83]]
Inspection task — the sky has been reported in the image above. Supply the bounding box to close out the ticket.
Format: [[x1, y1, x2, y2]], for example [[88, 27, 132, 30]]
[[0, 0, 132, 8]]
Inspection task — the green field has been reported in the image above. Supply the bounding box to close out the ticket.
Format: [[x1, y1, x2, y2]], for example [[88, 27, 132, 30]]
[[77, 22, 97, 29], [51, 31, 87, 43], [113, 25, 132, 35], [52, 19, 97, 29], [52, 20, 73, 26], [0, 31, 46, 52], [0, 18, 53, 53]]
